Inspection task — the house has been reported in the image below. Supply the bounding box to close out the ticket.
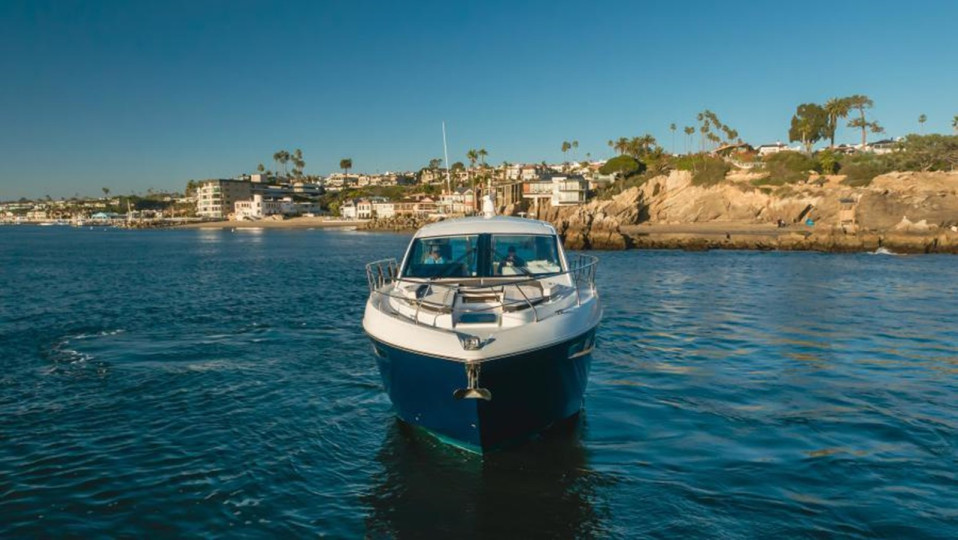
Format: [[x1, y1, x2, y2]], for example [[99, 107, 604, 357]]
[[340, 200, 357, 220], [756, 142, 790, 156], [522, 179, 555, 207], [357, 199, 373, 219], [372, 201, 396, 218], [866, 138, 901, 155], [234, 194, 295, 219], [549, 175, 589, 206], [438, 188, 475, 214], [494, 181, 524, 208], [521, 175, 589, 207]]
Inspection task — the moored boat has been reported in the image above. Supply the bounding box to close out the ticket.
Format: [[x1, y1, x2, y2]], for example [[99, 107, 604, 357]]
[[363, 201, 601, 452]]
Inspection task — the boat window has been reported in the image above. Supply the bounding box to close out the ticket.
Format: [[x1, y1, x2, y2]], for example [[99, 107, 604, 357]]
[[491, 234, 562, 276], [403, 235, 480, 278]]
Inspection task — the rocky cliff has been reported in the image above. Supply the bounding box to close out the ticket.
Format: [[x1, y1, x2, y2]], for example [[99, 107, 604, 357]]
[[528, 170, 958, 252]]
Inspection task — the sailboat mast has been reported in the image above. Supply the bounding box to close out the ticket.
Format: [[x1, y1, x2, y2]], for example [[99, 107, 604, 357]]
[[442, 121, 451, 196]]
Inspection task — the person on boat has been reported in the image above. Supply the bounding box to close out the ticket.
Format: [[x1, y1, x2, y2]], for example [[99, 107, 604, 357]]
[[424, 245, 444, 264], [503, 246, 524, 267]]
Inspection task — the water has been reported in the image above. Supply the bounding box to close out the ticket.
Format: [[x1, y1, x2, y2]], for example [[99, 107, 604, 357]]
[[1, 226, 956, 538]]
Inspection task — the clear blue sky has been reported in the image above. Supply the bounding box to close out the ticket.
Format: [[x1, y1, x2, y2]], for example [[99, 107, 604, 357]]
[[2, 0, 957, 199]]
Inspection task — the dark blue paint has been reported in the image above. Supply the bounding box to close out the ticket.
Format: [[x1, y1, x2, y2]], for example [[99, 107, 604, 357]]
[[371, 329, 593, 451]]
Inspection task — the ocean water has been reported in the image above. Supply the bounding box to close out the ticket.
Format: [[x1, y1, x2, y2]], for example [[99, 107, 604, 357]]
[[1, 226, 956, 538]]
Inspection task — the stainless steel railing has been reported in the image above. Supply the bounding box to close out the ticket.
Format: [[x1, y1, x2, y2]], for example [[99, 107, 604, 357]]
[[364, 254, 598, 327]]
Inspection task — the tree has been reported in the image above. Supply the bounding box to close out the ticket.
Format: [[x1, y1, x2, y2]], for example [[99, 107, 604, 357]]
[[561, 141, 571, 162], [102, 187, 110, 198], [845, 94, 876, 148], [898, 134, 958, 171], [789, 103, 828, 153], [824, 97, 851, 147], [599, 155, 643, 177], [918, 114, 927, 134], [466, 149, 479, 204], [670, 123, 677, 155], [257, 163, 265, 173], [572, 140, 579, 161], [683, 126, 695, 155], [340, 158, 352, 180], [478, 148, 488, 167], [953, 115, 958, 134], [273, 151, 282, 174], [291, 148, 305, 179]]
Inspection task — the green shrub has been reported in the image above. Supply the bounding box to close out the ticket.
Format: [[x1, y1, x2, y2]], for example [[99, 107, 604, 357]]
[[674, 154, 731, 186], [761, 151, 817, 184], [816, 149, 840, 174], [839, 153, 897, 186]]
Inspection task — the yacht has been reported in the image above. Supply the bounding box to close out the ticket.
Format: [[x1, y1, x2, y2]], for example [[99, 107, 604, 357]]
[[363, 199, 601, 452]]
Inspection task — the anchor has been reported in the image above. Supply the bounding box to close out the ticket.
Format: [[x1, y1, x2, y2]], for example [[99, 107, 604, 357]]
[[453, 361, 491, 401]]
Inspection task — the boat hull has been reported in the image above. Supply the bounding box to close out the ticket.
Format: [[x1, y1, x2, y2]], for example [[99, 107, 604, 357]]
[[370, 329, 594, 452]]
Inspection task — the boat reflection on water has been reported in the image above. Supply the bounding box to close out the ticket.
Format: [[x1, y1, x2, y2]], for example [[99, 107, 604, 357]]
[[363, 414, 610, 537]]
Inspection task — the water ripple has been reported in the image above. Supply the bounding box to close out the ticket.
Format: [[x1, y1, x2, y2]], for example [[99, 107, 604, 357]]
[[1, 230, 956, 537]]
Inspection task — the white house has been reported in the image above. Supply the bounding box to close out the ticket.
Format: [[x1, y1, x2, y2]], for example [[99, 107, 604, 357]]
[[234, 194, 295, 219], [756, 142, 790, 156]]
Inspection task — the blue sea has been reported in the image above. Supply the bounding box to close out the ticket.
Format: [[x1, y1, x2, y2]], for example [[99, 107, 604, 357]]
[[1, 226, 956, 538]]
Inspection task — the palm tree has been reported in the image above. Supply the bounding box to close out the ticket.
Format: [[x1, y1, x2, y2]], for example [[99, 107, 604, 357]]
[[561, 141, 571, 162], [273, 151, 282, 174], [572, 140, 579, 161], [257, 163, 265, 173], [466, 149, 479, 208], [478, 148, 488, 167], [845, 94, 875, 148], [102, 187, 110, 198], [292, 148, 305, 178], [953, 115, 958, 134], [824, 98, 850, 147], [607, 140, 614, 156], [340, 158, 352, 181], [669, 123, 677, 155], [918, 114, 927, 134], [683, 126, 694, 155]]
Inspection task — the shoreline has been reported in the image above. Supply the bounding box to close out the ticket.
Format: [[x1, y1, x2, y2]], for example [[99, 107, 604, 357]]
[[159, 215, 958, 253], [620, 223, 958, 254], [174, 217, 369, 230]]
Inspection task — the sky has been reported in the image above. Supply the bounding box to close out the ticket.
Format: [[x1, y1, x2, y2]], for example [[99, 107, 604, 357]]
[[2, 0, 957, 199]]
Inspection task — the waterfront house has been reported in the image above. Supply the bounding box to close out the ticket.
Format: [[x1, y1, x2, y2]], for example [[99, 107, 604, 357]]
[[340, 200, 357, 220], [234, 194, 297, 220]]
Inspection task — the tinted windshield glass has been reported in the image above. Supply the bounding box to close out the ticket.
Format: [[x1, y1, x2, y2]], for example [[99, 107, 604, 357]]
[[401, 233, 561, 278], [403, 235, 479, 278], [491, 234, 561, 276]]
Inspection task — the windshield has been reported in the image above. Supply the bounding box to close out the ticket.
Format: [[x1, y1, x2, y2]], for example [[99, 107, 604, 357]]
[[491, 234, 562, 276], [403, 235, 480, 279], [401, 233, 562, 279]]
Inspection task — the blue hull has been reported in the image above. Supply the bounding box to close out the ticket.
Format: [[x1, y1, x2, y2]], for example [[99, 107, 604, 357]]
[[370, 330, 594, 452]]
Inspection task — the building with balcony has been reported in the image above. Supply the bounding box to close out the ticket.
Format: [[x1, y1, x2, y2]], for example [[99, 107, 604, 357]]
[[196, 179, 252, 218]]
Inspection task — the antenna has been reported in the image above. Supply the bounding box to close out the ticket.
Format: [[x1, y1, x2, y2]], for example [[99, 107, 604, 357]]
[[442, 122, 451, 195]]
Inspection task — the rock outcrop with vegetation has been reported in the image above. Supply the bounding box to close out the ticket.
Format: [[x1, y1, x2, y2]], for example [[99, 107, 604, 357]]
[[528, 169, 958, 253]]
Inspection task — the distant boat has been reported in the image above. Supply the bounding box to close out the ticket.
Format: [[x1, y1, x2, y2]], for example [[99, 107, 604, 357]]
[[363, 197, 601, 452]]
